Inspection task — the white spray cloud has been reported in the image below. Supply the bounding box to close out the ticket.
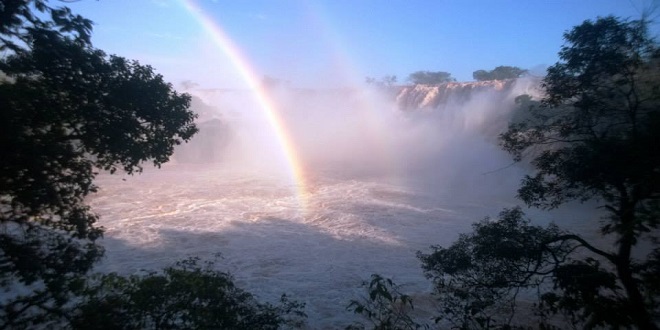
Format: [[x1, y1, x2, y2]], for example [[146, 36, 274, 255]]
[[176, 78, 540, 201]]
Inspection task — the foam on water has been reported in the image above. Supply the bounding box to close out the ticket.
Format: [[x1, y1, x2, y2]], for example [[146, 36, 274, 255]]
[[90, 163, 524, 327], [87, 80, 604, 328]]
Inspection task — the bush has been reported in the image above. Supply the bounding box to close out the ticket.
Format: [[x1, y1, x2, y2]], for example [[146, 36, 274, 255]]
[[73, 258, 306, 330]]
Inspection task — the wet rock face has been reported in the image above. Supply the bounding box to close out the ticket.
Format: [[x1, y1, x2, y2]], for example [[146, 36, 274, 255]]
[[395, 80, 517, 111]]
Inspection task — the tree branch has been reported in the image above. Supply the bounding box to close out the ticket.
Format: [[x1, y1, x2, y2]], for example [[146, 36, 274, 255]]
[[546, 234, 616, 263]]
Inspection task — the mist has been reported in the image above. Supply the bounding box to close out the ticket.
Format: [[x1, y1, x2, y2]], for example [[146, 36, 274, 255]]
[[90, 78, 601, 327], [176, 78, 541, 197]]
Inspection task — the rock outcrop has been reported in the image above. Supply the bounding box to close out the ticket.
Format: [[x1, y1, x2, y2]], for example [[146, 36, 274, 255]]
[[395, 78, 540, 111]]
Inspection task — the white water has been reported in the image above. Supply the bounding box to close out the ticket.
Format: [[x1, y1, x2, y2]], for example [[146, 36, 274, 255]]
[[88, 80, 603, 328], [90, 165, 520, 328]]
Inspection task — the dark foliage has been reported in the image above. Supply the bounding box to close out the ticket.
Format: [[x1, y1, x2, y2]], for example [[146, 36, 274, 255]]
[[472, 66, 528, 81], [498, 16, 660, 329], [418, 208, 572, 329], [73, 258, 306, 330], [365, 75, 398, 88], [407, 71, 455, 85], [0, 0, 93, 52], [0, 1, 197, 327], [346, 274, 426, 330], [416, 15, 660, 330]]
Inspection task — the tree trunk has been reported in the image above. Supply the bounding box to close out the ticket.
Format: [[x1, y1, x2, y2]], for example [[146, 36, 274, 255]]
[[616, 206, 658, 330]]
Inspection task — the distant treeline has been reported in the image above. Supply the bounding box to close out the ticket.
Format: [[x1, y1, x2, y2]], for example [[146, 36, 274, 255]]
[[366, 65, 528, 86]]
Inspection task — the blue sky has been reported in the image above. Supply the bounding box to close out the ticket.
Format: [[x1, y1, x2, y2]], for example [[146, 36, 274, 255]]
[[66, 0, 656, 89]]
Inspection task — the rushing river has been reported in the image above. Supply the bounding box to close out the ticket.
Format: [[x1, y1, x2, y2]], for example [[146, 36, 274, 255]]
[[89, 165, 601, 328], [87, 81, 603, 328]]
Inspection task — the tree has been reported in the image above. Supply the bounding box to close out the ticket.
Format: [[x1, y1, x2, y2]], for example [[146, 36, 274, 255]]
[[472, 66, 528, 81], [407, 71, 455, 85], [73, 258, 306, 330], [365, 75, 397, 87], [346, 274, 425, 330], [418, 208, 574, 329], [420, 16, 659, 329], [0, 0, 93, 52], [0, 0, 197, 326], [501, 16, 660, 328]]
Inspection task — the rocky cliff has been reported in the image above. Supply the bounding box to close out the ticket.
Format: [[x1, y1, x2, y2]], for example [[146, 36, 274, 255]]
[[395, 78, 540, 112]]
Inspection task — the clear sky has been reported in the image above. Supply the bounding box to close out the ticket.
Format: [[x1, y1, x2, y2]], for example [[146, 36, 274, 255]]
[[66, 0, 657, 89]]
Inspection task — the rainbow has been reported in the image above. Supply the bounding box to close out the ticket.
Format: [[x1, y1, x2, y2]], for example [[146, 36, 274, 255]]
[[178, 0, 310, 212], [302, 2, 399, 177]]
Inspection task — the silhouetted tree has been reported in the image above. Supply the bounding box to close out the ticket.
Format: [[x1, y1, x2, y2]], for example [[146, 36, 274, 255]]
[[365, 75, 397, 87], [0, 0, 93, 52], [501, 16, 660, 329], [420, 16, 659, 329], [0, 0, 197, 326], [346, 274, 425, 330], [472, 66, 528, 81], [407, 71, 455, 85], [418, 208, 571, 329], [382, 75, 397, 87], [73, 258, 306, 330]]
